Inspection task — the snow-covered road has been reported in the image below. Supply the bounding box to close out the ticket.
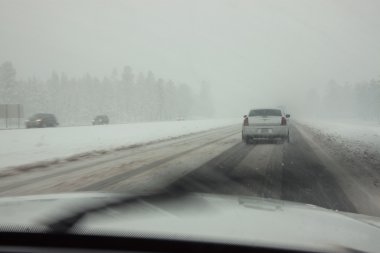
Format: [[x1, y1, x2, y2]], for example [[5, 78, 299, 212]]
[[0, 120, 380, 218]]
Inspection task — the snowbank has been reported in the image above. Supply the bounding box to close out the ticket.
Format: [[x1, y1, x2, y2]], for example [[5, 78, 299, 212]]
[[297, 119, 380, 217], [298, 118, 380, 158], [299, 119, 380, 145], [0, 119, 239, 170]]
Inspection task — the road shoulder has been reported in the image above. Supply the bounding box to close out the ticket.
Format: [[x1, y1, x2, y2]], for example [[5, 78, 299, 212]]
[[295, 121, 380, 216]]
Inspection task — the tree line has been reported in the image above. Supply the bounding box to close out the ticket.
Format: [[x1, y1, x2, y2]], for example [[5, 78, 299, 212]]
[[305, 78, 380, 120], [0, 61, 214, 125]]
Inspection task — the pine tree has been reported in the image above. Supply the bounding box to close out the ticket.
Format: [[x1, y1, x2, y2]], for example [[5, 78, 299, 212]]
[[0, 61, 17, 104]]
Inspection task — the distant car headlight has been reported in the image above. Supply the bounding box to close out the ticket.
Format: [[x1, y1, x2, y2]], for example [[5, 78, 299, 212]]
[[36, 119, 42, 122]]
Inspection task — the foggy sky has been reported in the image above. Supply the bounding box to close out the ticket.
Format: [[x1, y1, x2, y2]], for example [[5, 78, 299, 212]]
[[1, 0, 380, 116]]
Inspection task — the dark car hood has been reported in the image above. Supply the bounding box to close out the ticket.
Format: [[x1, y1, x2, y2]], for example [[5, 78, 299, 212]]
[[0, 192, 379, 252]]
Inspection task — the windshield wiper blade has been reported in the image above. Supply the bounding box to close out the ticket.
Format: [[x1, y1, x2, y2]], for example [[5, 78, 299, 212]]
[[44, 191, 185, 234]]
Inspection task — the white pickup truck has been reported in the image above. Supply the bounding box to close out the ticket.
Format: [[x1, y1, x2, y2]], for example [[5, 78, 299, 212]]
[[242, 108, 290, 144]]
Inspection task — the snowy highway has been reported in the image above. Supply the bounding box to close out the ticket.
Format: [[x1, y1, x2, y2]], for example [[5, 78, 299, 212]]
[[0, 121, 380, 217]]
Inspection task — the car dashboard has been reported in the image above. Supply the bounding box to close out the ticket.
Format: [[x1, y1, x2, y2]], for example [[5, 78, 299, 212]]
[[0, 232, 335, 253]]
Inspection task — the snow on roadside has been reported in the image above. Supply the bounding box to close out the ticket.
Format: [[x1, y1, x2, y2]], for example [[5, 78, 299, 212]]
[[296, 119, 380, 216], [298, 118, 380, 165], [0, 119, 239, 171]]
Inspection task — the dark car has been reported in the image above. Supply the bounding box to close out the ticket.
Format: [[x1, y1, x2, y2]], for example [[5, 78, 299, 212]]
[[92, 115, 109, 125], [25, 113, 59, 128]]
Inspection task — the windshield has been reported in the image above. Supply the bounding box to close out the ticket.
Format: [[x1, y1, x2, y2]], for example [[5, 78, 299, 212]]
[[249, 109, 282, 117], [30, 113, 45, 119], [1, 0, 380, 250]]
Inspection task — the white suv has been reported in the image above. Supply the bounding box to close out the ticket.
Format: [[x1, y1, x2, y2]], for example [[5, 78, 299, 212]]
[[242, 108, 290, 143]]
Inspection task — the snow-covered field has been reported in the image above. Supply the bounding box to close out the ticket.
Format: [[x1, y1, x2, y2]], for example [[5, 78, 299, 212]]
[[299, 118, 380, 159], [0, 119, 239, 170]]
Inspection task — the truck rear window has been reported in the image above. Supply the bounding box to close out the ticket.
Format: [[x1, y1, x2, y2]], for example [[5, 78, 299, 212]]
[[249, 109, 282, 117]]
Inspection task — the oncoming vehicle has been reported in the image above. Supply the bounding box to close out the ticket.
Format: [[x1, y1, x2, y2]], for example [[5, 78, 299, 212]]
[[25, 113, 59, 128], [92, 115, 109, 125], [242, 108, 290, 143]]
